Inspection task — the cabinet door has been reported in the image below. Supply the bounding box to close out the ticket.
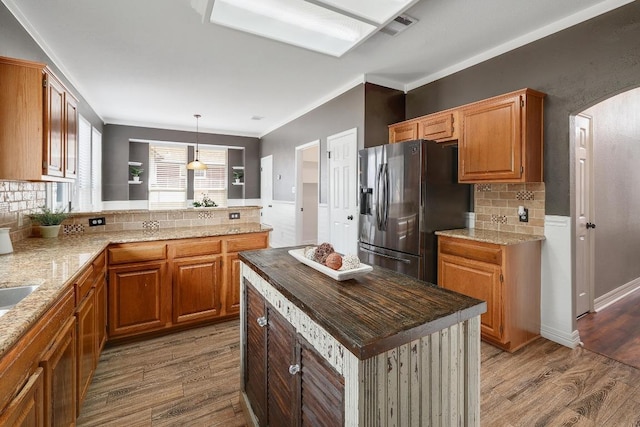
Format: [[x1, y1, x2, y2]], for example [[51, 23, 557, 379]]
[[388, 122, 418, 144], [225, 253, 242, 315], [108, 261, 169, 338], [439, 254, 503, 342], [40, 316, 76, 427], [95, 272, 107, 354], [299, 338, 344, 427], [76, 288, 96, 414], [64, 95, 78, 178], [418, 111, 457, 142], [0, 367, 44, 427], [267, 304, 298, 427], [43, 71, 65, 178], [244, 283, 267, 427], [172, 255, 222, 324], [459, 94, 522, 182]]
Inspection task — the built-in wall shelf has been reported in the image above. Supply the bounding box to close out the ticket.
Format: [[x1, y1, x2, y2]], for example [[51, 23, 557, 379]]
[[231, 166, 244, 170], [128, 161, 143, 166], [231, 182, 244, 186], [128, 180, 143, 184]]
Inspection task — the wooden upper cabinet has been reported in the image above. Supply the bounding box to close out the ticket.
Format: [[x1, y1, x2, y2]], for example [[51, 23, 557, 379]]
[[0, 56, 78, 182], [388, 121, 418, 144], [0, 57, 45, 181], [458, 89, 544, 183], [418, 110, 458, 142]]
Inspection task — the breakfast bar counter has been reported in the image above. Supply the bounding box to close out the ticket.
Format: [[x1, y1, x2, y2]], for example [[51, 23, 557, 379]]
[[239, 247, 486, 426]]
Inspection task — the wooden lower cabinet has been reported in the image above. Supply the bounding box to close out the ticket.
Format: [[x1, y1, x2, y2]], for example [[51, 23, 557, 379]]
[[40, 316, 76, 427], [108, 261, 170, 338], [225, 253, 242, 315], [243, 282, 344, 427], [438, 235, 541, 352], [0, 368, 44, 427], [95, 274, 107, 354], [172, 254, 222, 324]]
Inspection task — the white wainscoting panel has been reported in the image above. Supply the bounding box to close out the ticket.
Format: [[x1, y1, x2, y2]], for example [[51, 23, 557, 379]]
[[541, 215, 579, 348], [264, 200, 296, 248]]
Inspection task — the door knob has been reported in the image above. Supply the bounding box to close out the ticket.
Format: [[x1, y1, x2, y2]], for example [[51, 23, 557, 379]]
[[288, 364, 300, 375], [256, 316, 267, 327], [347, 215, 353, 220], [586, 222, 596, 229]]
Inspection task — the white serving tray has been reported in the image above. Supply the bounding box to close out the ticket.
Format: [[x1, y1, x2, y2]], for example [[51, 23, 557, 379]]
[[288, 248, 373, 281]]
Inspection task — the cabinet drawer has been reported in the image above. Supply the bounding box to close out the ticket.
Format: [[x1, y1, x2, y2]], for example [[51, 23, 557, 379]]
[[226, 233, 268, 253], [108, 243, 167, 265], [75, 265, 94, 305], [439, 237, 502, 265], [92, 251, 105, 274], [169, 238, 222, 259]]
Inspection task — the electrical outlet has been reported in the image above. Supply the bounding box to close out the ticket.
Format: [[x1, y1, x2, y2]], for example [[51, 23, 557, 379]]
[[89, 217, 106, 226], [518, 208, 529, 223], [229, 212, 240, 220]]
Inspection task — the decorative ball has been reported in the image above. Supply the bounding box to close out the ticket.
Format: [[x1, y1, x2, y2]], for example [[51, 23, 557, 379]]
[[314, 242, 335, 264], [304, 246, 317, 260], [325, 253, 342, 270], [339, 254, 361, 271]]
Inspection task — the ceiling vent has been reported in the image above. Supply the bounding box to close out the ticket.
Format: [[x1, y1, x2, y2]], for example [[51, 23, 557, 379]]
[[380, 14, 418, 36]]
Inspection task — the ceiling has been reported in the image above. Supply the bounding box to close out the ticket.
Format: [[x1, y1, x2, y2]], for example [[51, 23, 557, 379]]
[[2, 0, 633, 138]]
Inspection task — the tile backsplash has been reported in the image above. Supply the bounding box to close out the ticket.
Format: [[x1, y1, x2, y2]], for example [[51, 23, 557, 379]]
[[0, 181, 46, 242], [473, 183, 545, 236]]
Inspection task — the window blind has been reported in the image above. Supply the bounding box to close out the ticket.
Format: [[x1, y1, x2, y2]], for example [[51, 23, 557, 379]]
[[75, 116, 92, 211], [149, 145, 188, 210], [193, 147, 227, 207]]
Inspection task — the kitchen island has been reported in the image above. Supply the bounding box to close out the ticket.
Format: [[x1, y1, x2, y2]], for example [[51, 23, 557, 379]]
[[239, 247, 486, 427]]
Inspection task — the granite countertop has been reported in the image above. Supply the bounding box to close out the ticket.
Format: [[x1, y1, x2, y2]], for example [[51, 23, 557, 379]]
[[240, 247, 486, 359], [0, 222, 271, 358], [435, 228, 546, 245]]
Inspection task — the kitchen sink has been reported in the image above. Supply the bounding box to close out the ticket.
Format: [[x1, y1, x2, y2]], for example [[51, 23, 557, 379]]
[[0, 284, 40, 316]]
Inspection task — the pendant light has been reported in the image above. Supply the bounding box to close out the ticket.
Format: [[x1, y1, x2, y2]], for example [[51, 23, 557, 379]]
[[186, 114, 207, 170]]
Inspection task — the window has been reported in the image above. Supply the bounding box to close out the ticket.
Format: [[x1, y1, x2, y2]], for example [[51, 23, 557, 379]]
[[193, 147, 228, 207], [148, 144, 188, 210]]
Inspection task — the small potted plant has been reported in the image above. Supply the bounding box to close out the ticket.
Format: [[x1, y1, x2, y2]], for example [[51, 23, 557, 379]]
[[193, 194, 218, 208], [130, 165, 144, 182], [29, 206, 70, 238], [233, 169, 243, 184]]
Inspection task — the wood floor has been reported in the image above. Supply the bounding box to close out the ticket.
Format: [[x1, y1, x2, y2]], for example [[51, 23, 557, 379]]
[[578, 288, 640, 370], [77, 320, 640, 426]]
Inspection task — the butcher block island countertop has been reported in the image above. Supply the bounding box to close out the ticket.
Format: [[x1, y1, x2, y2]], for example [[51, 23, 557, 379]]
[[0, 223, 271, 358], [239, 247, 486, 426]]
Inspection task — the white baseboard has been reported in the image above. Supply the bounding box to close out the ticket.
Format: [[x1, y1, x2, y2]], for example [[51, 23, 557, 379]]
[[594, 276, 640, 311], [540, 325, 581, 349]]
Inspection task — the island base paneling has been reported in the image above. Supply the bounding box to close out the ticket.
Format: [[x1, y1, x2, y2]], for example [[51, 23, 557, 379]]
[[240, 263, 481, 426]]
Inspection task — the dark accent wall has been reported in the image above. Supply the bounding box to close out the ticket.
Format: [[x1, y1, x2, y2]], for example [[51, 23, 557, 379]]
[[364, 83, 406, 148], [260, 84, 365, 203], [405, 1, 640, 216], [103, 124, 259, 201], [228, 148, 244, 200], [0, 2, 103, 132], [128, 142, 148, 201]]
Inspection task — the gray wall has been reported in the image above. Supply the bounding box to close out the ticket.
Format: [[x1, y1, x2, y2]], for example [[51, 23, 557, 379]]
[[128, 142, 148, 201], [0, 2, 103, 132], [585, 88, 640, 298], [261, 84, 365, 203], [406, 1, 640, 216], [103, 124, 259, 201]]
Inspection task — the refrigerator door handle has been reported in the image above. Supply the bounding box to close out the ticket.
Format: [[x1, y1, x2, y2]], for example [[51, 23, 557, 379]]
[[359, 246, 411, 264], [376, 164, 384, 230], [383, 163, 390, 231]]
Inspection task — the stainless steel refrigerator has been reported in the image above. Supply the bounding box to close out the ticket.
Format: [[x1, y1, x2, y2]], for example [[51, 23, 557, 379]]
[[358, 139, 470, 283]]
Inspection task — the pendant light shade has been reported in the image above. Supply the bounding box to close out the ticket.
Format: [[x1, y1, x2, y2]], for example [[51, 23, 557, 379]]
[[187, 114, 207, 170]]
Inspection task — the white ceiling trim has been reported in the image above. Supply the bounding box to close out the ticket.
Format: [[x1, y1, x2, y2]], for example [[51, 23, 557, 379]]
[[364, 74, 405, 92], [258, 74, 365, 137], [108, 119, 261, 139], [405, 0, 636, 91], [1, 0, 105, 123]]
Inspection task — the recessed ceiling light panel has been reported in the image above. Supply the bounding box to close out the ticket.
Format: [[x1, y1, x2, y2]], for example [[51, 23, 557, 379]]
[[210, 0, 377, 57], [309, 0, 417, 25]]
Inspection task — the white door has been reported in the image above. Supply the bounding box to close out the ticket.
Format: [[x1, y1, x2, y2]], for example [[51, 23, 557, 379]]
[[260, 155, 273, 227], [295, 141, 319, 245], [328, 128, 358, 255], [575, 114, 594, 317]]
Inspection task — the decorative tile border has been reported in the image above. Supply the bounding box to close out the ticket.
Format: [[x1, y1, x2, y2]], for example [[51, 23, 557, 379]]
[[474, 183, 545, 236]]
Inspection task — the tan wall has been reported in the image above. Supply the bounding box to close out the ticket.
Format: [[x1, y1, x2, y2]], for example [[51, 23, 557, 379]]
[[473, 183, 545, 236]]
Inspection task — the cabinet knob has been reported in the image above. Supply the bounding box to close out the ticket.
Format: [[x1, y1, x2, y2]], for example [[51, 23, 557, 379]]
[[256, 316, 267, 327], [288, 364, 300, 375]]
